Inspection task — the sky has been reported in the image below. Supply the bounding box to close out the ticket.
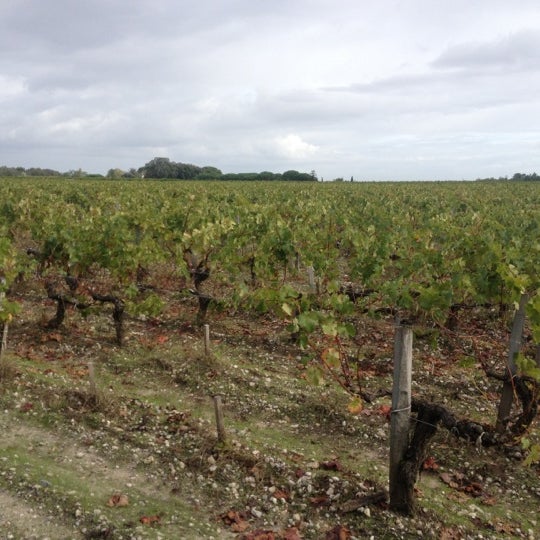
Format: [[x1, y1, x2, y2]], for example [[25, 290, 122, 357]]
[[1, 0, 540, 180]]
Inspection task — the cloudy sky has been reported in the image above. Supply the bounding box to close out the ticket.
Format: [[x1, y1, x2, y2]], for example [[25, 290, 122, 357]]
[[1, 0, 540, 180]]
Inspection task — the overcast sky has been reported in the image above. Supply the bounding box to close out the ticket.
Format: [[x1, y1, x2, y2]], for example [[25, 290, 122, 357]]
[[1, 0, 540, 180]]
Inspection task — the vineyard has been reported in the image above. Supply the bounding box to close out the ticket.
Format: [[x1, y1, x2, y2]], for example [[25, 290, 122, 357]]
[[0, 178, 539, 539]]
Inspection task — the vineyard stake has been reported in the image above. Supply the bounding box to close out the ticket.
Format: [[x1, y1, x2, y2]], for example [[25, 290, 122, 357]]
[[496, 292, 529, 433], [0, 322, 8, 367], [307, 266, 316, 293], [0, 288, 8, 369], [389, 324, 413, 513], [213, 395, 226, 443], [88, 360, 97, 397], [204, 324, 210, 355]]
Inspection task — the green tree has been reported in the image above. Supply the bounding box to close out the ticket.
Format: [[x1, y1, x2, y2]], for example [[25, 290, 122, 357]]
[[282, 170, 315, 182], [175, 162, 202, 179], [197, 166, 222, 180], [106, 168, 125, 179], [141, 157, 177, 178]]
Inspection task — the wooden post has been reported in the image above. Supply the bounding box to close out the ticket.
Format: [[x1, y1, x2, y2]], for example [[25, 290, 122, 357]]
[[204, 324, 210, 356], [213, 395, 226, 443], [389, 324, 413, 513], [88, 360, 97, 397], [0, 289, 7, 369], [0, 322, 8, 372], [307, 266, 316, 293], [496, 293, 529, 433]]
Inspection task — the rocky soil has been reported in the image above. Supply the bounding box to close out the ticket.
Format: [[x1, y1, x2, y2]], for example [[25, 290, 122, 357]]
[[0, 283, 539, 539]]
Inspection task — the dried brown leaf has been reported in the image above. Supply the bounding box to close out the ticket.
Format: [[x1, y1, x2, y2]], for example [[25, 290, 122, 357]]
[[282, 527, 302, 540], [325, 524, 352, 540], [310, 495, 330, 507], [439, 526, 462, 539], [240, 530, 275, 540], [139, 515, 161, 525], [107, 493, 129, 507]]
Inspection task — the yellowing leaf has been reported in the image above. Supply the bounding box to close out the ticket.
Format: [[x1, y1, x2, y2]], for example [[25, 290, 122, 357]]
[[347, 396, 363, 414], [305, 365, 325, 386], [322, 347, 341, 368], [321, 320, 338, 336], [281, 302, 293, 316]]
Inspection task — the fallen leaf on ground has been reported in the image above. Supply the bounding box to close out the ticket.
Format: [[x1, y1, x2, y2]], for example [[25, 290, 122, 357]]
[[378, 404, 392, 421], [20, 402, 33, 412], [440, 471, 484, 497], [220, 510, 250, 532], [139, 515, 161, 525], [493, 520, 515, 534], [107, 493, 129, 507], [42, 332, 62, 342], [439, 526, 462, 539], [347, 397, 363, 414], [447, 491, 469, 503], [273, 489, 290, 500], [282, 527, 302, 540], [310, 495, 330, 507], [325, 524, 352, 540], [422, 456, 439, 471]]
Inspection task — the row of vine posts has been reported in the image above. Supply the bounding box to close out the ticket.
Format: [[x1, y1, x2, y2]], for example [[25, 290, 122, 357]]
[[389, 292, 540, 515]]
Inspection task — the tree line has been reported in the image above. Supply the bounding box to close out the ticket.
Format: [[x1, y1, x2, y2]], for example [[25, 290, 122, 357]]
[[0, 158, 318, 182], [476, 172, 539, 182]]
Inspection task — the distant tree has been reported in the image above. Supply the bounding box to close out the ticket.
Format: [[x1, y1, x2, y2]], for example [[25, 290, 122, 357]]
[[221, 172, 260, 181], [106, 168, 125, 179], [0, 166, 25, 176], [64, 168, 87, 178], [141, 157, 178, 178], [282, 170, 315, 182], [197, 166, 222, 180], [476, 172, 539, 182], [258, 171, 279, 181], [26, 167, 61, 176], [141, 157, 203, 179], [123, 168, 142, 179], [511, 172, 539, 181], [175, 162, 202, 179]]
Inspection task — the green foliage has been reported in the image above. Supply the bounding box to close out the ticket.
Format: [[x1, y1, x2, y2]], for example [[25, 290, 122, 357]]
[[127, 293, 166, 318], [516, 354, 540, 382], [281, 170, 316, 182], [522, 438, 540, 466], [0, 178, 538, 338], [141, 157, 202, 179], [526, 294, 540, 343], [457, 356, 476, 369], [304, 365, 325, 386]]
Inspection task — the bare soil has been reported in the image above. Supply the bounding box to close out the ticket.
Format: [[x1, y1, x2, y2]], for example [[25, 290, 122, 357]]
[[0, 282, 539, 539]]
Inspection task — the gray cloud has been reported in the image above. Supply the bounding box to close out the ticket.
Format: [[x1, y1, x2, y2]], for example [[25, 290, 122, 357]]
[[432, 29, 540, 71], [1, 0, 540, 179]]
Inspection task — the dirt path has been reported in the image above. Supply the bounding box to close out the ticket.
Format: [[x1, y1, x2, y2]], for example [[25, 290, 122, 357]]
[[0, 414, 226, 539], [0, 490, 82, 540]]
